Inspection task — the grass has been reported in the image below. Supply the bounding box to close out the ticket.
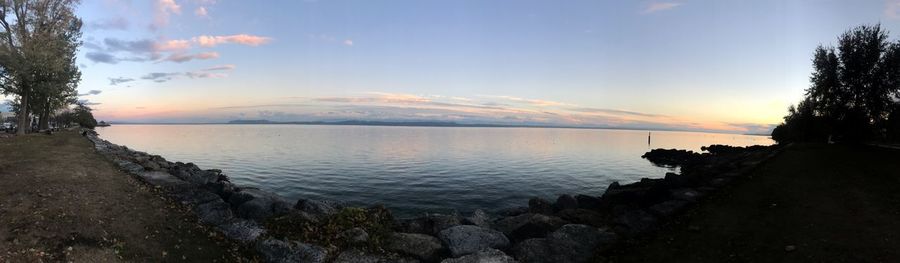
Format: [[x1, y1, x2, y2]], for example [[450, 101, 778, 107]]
[[607, 143, 900, 262]]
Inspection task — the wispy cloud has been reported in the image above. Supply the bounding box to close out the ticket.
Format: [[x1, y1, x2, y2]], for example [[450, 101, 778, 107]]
[[343, 39, 354, 46], [641, 2, 683, 14], [195, 6, 208, 17], [886, 0, 900, 19], [192, 34, 272, 47], [203, 64, 236, 71], [163, 51, 220, 63], [78, 90, 103, 96], [109, 77, 135, 86], [141, 72, 181, 83], [86, 17, 129, 31]]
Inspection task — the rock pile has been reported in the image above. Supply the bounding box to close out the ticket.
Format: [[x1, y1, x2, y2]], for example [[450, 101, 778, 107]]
[[84, 129, 780, 263]]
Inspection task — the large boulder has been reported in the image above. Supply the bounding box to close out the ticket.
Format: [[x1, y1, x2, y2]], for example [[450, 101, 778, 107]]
[[398, 213, 462, 236], [612, 209, 659, 237], [294, 199, 345, 218], [574, 195, 603, 211], [648, 200, 691, 218], [462, 209, 491, 228], [193, 199, 235, 226], [512, 224, 617, 263], [333, 249, 384, 263], [440, 249, 517, 263], [556, 209, 605, 227], [554, 194, 578, 211], [217, 219, 266, 243], [256, 239, 327, 263], [497, 206, 529, 217], [492, 213, 567, 242], [528, 198, 554, 215], [385, 233, 444, 261], [438, 225, 510, 258], [230, 188, 293, 221]]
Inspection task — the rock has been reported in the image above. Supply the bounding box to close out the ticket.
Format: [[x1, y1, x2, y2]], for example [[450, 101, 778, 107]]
[[492, 213, 567, 242], [497, 206, 529, 217], [294, 199, 344, 217], [554, 194, 578, 211], [217, 219, 265, 243], [648, 200, 690, 218], [193, 199, 235, 226], [333, 249, 383, 263], [141, 160, 161, 171], [512, 224, 617, 263], [641, 148, 703, 167], [785, 245, 796, 252], [440, 249, 517, 263], [438, 225, 510, 257], [528, 198, 554, 215], [385, 233, 444, 261], [670, 188, 703, 202], [556, 209, 605, 227], [462, 209, 491, 228], [256, 239, 327, 263], [612, 210, 658, 237], [340, 227, 369, 245], [136, 171, 189, 188], [231, 188, 293, 221], [172, 189, 222, 205], [574, 195, 603, 211], [398, 213, 461, 236]]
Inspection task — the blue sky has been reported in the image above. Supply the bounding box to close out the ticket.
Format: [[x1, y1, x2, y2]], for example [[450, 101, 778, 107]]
[[36, 0, 900, 133]]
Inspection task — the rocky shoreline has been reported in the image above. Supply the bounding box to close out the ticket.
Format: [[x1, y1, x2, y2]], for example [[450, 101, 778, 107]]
[[83, 129, 781, 263]]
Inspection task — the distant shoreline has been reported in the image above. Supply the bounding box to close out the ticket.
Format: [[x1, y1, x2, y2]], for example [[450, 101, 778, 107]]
[[100, 120, 773, 136]]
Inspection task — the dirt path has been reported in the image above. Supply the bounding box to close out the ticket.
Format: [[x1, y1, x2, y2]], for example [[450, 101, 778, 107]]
[[0, 131, 252, 262], [608, 143, 900, 262]]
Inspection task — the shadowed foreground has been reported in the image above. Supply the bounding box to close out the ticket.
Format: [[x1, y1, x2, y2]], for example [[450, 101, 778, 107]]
[[0, 131, 251, 262], [608, 143, 900, 262]]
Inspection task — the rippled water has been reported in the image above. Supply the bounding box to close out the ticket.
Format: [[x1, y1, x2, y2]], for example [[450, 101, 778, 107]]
[[97, 125, 772, 217]]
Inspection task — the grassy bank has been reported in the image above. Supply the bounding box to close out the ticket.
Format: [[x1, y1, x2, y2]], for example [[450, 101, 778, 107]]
[[608, 143, 900, 262], [0, 131, 252, 262]]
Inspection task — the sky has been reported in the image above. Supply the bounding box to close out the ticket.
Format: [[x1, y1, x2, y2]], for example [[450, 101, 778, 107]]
[[16, 0, 900, 134]]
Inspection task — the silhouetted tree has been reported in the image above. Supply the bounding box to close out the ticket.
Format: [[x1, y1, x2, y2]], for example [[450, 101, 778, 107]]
[[72, 101, 95, 129], [773, 24, 900, 144]]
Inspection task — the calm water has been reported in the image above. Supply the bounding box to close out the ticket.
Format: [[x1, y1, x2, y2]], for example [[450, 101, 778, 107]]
[[97, 125, 772, 217]]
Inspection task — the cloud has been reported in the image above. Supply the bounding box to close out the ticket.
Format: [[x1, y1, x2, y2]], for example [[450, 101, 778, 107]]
[[86, 17, 129, 31], [481, 95, 572, 107], [78, 90, 103, 96], [185, 71, 227, 79], [109, 77, 135, 86], [86, 52, 119, 64], [343, 39, 354, 46], [141, 72, 181, 83], [203, 64, 236, 71], [163, 51, 220, 62], [568, 107, 663, 118], [152, 0, 182, 29], [886, 0, 900, 19], [192, 34, 272, 47], [641, 2, 682, 14], [195, 6, 208, 17], [78, 99, 102, 106]]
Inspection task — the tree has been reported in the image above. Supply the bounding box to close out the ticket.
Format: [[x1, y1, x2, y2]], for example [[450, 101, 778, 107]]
[[0, 0, 82, 135], [774, 24, 900, 144], [71, 101, 94, 128]]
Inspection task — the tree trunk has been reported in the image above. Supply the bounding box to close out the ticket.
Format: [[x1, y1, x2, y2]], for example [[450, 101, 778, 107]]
[[15, 89, 29, 135], [38, 99, 50, 130]]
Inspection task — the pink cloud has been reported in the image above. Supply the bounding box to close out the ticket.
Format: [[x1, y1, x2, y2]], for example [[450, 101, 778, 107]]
[[886, 0, 900, 19], [163, 51, 220, 63], [152, 0, 182, 29], [195, 6, 208, 17], [203, 64, 236, 71], [192, 34, 273, 47], [155, 39, 191, 51]]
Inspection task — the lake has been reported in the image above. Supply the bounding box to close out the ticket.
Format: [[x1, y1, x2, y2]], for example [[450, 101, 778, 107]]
[[97, 125, 773, 217]]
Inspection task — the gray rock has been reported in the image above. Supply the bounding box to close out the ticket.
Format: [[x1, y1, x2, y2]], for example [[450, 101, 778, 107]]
[[492, 213, 567, 241], [648, 200, 690, 217], [438, 225, 510, 257], [294, 199, 344, 217], [440, 249, 517, 263], [512, 224, 617, 263], [556, 209, 605, 227], [574, 194, 603, 210], [141, 160, 161, 171], [612, 210, 658, 236], [554, 194, 578, 211], [256, 239, 327, 263], [386, 233, 444, 261], [217, 219, 265, 243], [497, 206, 529, 217], [340, 227, 369, 244], [670, 188, 703, 202], [194, 199, 234, 226], [231, 188, 293, 221], [528, 198, 554, 215], [398, 213, 462, 236], [136, 171, 190, 188], [333, 249, 382, 263], [463, 209, 491, 228]]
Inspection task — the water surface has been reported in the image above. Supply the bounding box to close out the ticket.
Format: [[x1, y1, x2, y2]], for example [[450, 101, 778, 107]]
[[98, 125, 772, 217]]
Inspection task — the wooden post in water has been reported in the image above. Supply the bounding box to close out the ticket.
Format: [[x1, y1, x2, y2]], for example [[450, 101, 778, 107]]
[[648, 131, 651, 145]]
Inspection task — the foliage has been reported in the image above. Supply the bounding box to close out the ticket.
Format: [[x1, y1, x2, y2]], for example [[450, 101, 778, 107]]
[[72, 101, 95, 128], [0, 0, 83, 134], [773, 24, 900, 144], [264, 206, 395, 253]]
